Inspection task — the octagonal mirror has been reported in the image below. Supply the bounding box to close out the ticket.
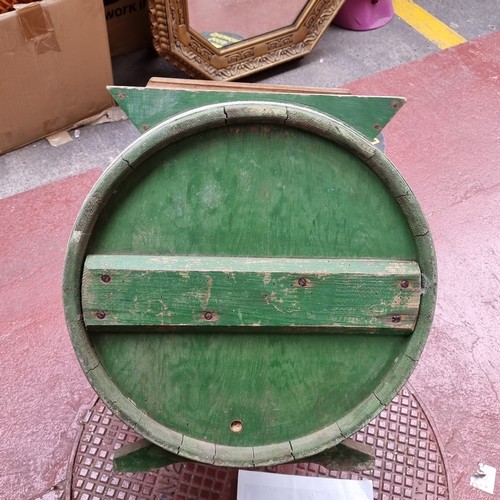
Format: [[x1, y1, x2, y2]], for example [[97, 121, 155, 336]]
[[148, 0, 346, 80]]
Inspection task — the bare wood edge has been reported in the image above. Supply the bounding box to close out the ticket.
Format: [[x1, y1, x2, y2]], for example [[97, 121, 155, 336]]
[[146, 77, 351, 95]]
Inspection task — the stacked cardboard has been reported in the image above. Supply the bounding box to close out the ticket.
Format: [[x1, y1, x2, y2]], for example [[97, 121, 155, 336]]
[[104, 0, 152, 56]]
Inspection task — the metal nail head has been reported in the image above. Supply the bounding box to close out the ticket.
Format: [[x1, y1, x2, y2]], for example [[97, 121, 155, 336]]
[[95, 310, 106, 320]]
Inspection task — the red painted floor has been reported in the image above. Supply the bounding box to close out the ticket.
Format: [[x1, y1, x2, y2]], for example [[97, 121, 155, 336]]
[[0, 169, 101, 498], [1, 32, 499, 499], [349, 31, 500, 499]]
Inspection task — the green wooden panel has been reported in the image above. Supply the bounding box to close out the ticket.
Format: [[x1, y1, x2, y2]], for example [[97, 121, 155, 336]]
[[90, 332, 405, 448], [109, 86, 404, 141], [82, 255, 421, 333], [85, 122, 416, 448], [87, 125, 416, 258]]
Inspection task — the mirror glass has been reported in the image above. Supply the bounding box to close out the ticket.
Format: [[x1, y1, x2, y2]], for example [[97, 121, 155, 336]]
[[187, 0, 310, 48]]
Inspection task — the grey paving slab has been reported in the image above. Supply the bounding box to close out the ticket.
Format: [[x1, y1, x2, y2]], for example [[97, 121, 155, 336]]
[[417, 0, 500, 40], [246, 19, 439, 87], [0, 121, 139, 200]]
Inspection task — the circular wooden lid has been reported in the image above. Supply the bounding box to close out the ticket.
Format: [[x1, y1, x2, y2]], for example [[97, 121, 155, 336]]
[[63, 102, 436, 467]]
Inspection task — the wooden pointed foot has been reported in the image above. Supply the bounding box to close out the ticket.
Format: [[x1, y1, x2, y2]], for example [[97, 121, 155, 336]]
[[113, 439, 189, 473]]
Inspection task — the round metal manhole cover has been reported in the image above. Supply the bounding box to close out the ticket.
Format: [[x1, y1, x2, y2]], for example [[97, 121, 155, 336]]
[[69, 385, 450, 499]]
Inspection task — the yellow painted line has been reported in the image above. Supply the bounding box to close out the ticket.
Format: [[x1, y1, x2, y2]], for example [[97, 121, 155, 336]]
[[393, 0, 467, 50]]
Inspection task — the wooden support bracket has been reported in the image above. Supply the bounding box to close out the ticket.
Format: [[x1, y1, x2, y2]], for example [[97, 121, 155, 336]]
[[113, 438, 375, 473], [82, 255, 421, 334]]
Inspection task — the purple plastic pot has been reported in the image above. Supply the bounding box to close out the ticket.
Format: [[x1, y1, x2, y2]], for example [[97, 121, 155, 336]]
[[334, 0, 394, 31]]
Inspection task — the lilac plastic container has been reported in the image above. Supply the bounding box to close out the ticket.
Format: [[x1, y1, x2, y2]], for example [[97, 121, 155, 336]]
[[334, 0, 394, 31]]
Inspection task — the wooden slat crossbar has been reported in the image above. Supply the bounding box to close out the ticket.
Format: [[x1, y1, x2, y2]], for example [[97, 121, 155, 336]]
[[82, 255, 422, 334]]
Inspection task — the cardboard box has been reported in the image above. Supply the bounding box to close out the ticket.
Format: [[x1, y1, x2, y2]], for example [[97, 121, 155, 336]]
[[0, 0, 114, 154], [104, 0, 151, 56]]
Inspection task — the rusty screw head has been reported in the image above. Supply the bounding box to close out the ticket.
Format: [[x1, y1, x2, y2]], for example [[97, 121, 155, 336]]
[[392, 314, 401, 323], [297, 277, 308, 287], [203, 311, 214, 321], [100, 274, 111, 283], [400, 280, 409, 289], [95, 310, 106, 320]]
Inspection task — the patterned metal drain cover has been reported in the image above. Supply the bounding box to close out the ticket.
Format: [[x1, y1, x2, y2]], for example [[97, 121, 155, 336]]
[[70, 386, 449, 499]]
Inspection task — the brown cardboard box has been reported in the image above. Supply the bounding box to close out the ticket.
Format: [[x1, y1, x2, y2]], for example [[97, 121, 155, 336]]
[[0, 0, 114, 154], [104, 0, 151, 56]]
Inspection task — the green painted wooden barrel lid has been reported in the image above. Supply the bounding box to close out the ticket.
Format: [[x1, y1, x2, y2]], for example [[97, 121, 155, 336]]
[[63, 101, 436, 467]]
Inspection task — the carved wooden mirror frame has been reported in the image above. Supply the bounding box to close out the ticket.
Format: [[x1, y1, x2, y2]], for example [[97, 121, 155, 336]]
[[148, 0, 345, 81]]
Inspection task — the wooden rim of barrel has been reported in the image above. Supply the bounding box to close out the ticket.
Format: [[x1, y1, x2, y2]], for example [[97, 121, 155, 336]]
[[63, 101, 437, 467]]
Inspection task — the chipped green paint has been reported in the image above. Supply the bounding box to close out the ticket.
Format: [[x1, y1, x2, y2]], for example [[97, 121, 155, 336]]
[[114, 439, 184, 472], [113, 437, 374, 473], [108, 86, 405, 141], [82, 255, 421, 333]]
